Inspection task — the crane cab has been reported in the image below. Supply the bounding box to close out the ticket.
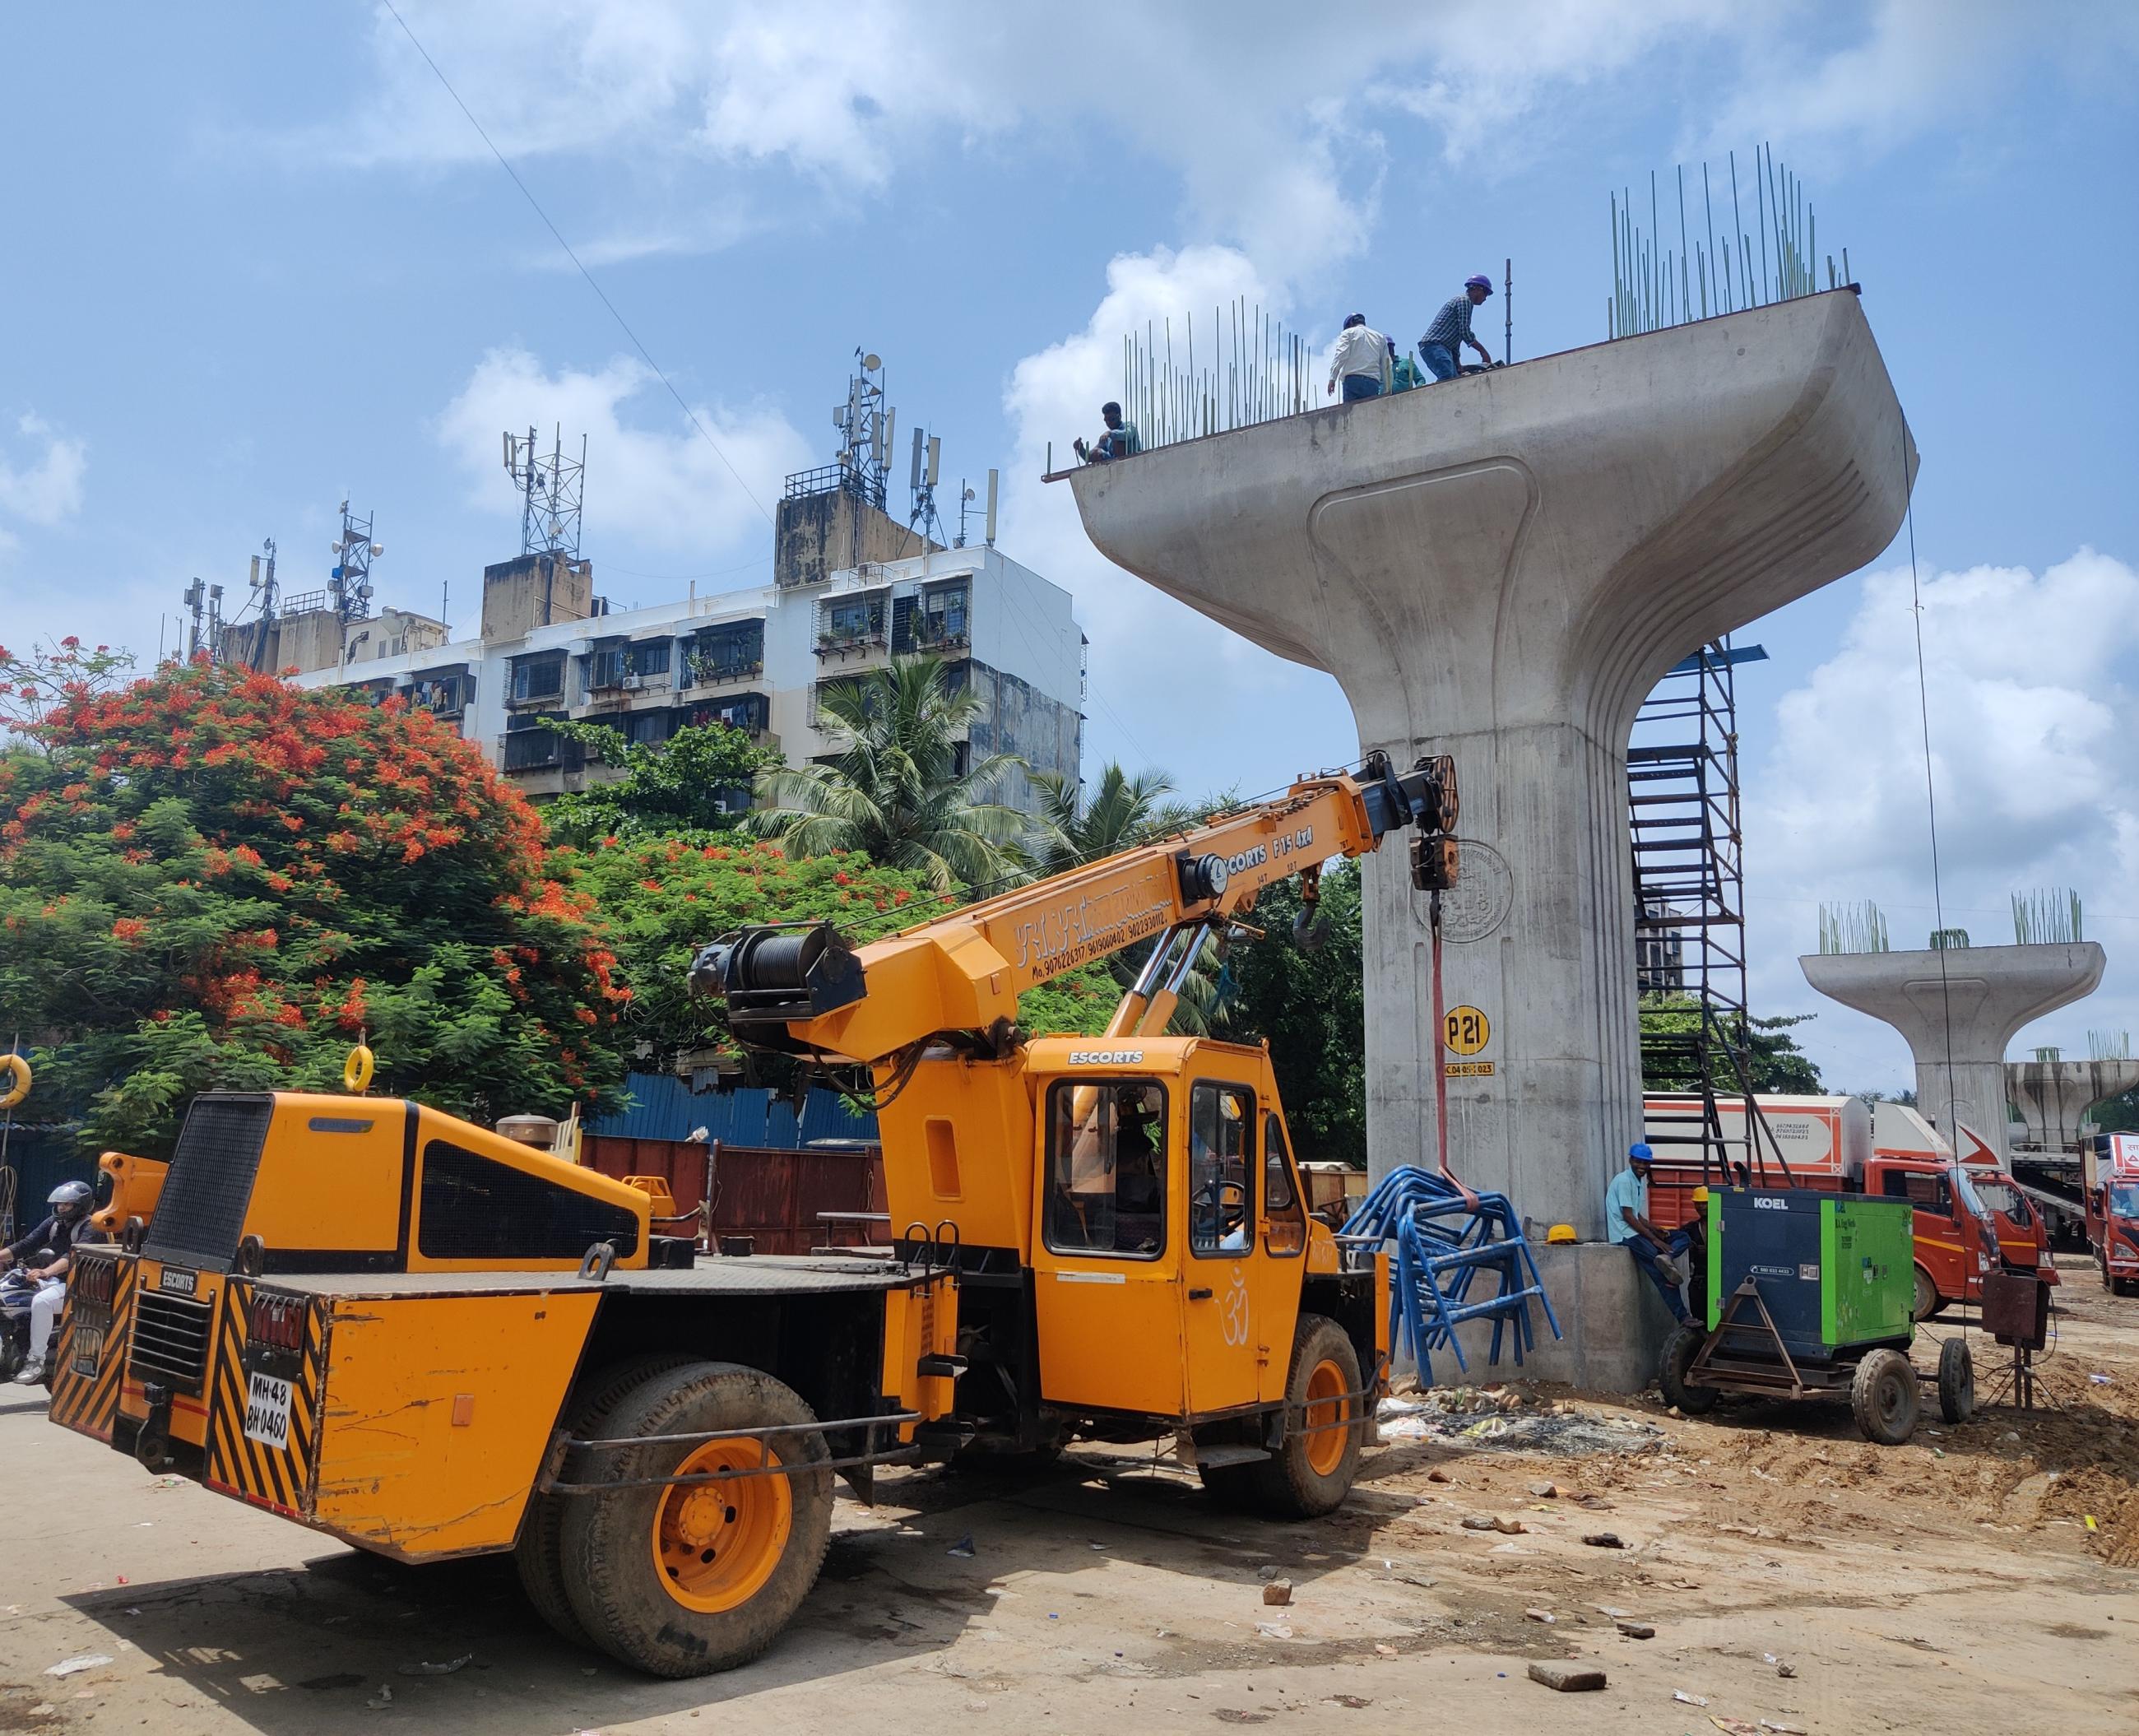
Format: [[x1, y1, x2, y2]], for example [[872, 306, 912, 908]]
[[876, 1034, 1381, 1476]]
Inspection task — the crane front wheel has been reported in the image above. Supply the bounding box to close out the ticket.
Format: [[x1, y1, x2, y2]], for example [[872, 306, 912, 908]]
[[1259, 1314, 1363, 1518], [559, 1362, 833, 1677]]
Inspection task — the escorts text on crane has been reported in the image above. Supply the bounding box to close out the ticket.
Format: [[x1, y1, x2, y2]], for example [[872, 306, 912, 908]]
[[47, 752, 1458, 1677]]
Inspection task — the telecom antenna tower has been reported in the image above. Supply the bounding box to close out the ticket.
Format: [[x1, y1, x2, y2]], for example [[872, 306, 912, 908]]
[[833, 350, 892, 508], [503, 425, 587, 558], [328, 499, 383, 625], [907, 426, 944, 545]]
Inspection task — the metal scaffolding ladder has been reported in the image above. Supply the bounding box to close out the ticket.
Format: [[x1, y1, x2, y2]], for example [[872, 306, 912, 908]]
[[1627, 639, 1785, 1185]]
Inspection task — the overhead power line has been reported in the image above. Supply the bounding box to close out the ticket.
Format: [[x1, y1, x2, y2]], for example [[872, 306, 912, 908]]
[[379, 0, 773, 529]]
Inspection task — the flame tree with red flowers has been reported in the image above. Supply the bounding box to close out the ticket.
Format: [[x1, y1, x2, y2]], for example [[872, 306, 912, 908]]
[[0, 658, 627, 1156]]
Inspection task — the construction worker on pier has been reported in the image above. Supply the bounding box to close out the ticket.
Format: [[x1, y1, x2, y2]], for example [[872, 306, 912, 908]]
[[1326, 313, 1393, 402], [1417, 275, 1496, 381]]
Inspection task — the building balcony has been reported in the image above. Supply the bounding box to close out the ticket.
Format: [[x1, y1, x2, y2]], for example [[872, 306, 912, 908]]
[[681, 657, 764, 691], [813, 631, 889, 662]]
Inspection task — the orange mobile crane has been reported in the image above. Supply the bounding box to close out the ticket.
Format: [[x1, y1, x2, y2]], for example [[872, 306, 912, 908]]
[[49, 753, 1456, 1676]]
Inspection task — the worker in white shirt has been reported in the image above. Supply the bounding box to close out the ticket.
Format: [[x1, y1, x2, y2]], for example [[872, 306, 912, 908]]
[[1326, 313, 1392, 402]]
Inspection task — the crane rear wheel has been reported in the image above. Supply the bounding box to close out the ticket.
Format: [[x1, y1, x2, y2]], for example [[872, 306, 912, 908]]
[[559, 1362, 832, 1677]]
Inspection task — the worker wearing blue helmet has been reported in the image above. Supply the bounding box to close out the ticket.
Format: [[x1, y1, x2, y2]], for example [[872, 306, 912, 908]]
[[1606, 1143, 1691, 1324], [1417, 275, 1496, 382]]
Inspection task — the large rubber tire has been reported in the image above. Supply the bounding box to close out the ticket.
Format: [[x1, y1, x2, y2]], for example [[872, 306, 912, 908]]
[[1850, 1348, 1920, 1446], [1658, 1322, 1720, 1415], [1936, 1337, 1975, 1425], [558, 1362, 833, 1678], [1243, 1314, 1362, 1519], [515, 1353, 698, 1649], [1911, 1265, 1939, 1324]]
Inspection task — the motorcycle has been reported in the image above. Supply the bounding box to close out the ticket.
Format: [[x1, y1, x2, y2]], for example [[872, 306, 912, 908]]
[[0, 1265, 52, 1387]]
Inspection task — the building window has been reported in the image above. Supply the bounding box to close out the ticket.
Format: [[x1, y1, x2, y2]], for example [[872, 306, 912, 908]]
[[687, 620, 764, 685], [816, 592, 886, 656], [684, 692, 768, 735], [587, 643, 628, 689], [918, 583, 969, 649], [510, 652, 565, 703], [628, 639, 671, 679], [409, 671, 471, 717], [501, 716, 581, 773]]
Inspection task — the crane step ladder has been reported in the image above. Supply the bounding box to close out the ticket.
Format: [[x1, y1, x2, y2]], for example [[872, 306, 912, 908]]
[[1340, 1167, 1562, 1385]]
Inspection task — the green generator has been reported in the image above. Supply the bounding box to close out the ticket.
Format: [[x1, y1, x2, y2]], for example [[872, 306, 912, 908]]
[[1705, 1187, 1914, 1357]]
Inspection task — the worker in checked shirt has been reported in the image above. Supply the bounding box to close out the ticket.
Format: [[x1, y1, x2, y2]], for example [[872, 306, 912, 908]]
[[1325, 313, 1392, 402], [1417, 274, 1496, 381]]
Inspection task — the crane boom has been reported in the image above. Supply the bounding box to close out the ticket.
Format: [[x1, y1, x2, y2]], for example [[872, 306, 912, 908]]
[[692, 752, 1456, 1068]]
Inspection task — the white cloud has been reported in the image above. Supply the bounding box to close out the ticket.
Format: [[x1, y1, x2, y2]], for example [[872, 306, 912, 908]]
[[336, 2, 2139, 285], [434, 346, 810, 556], [1745, 547, 2139, 1088], [0, 413, 87, 533]]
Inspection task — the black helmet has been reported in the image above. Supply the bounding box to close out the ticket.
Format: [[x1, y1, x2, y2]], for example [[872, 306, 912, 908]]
[[48, 1180, 93, 1223]]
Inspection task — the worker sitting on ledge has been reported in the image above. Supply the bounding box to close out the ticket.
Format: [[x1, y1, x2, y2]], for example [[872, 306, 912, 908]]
[[1417, 274, 1496, 381], [1074, 402, 1140, 464], [1325, 312, 1392, 401], [1606, 1144, 1691, 1325]]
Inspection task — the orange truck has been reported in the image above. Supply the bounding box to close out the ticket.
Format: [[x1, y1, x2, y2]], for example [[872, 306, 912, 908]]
[[1644, 1094, 2051, 1321], [2085, 1134, 2139, 1295]]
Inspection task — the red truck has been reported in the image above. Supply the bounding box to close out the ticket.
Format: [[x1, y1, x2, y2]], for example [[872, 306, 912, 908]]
[[2086, 1134, 2139, 1295], [1643, 1094, 2052, 1321]]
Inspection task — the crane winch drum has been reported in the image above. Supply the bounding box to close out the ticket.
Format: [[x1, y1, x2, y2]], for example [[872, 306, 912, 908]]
[[691, 921, 866, 1029]]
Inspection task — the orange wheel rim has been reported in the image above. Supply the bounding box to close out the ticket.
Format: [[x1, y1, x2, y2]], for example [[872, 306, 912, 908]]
[[651, 1438, 792, 1613], [1303, 1358, 1349, 1476]]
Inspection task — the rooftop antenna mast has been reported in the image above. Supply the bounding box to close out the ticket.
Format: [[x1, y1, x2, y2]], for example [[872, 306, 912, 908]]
[[955, 469, 1000, 550], [503, 424, 587, 558], [328, 499, 383, 628], [907, 426, 943, 546], [833, 349, 891, 508]]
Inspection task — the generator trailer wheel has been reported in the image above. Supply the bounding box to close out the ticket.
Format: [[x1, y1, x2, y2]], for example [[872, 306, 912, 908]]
[[1851, 1348, 1920, 1446], [1658, 1321, 1720, 1415], [1936, 1337, 1976, 1425]]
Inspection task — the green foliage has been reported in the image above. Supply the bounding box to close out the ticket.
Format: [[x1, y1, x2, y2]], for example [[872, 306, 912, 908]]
[[0, 660, 626, 1157], [1027, 762, 1176, 875], [744, 657, 1037, 893], [1015, 962, 1122, 1038], [559, 837, 935, 1069], [536, 717, 782, 847], [1212, 862, 1366, 1167], [1640, 997, 1824, 1094]]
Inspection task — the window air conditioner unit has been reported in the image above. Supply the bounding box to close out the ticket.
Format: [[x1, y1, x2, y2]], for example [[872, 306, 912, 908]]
[[621, 674, 644, 691]]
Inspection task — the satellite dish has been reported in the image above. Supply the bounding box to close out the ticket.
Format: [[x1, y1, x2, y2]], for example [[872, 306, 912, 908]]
[[370, 544, 385, 557], [862, 353, 882, 371]]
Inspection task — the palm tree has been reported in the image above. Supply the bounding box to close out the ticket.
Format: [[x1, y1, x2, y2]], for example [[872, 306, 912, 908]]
[[1027, 761, 1176, 875], [743, 657, 1033, 894]]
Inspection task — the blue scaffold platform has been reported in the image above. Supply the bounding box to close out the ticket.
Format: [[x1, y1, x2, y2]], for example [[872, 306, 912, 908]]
[[1340, 1167, 1563, 1385]]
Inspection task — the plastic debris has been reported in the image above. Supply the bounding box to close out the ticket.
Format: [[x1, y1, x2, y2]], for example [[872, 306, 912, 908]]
[[1255, 1621, 1293, 1640], [1374, 1643, 1399, 1657], [365, 1685, 394, 1710], [1526, 1662, 1605, 1692], [1760, 1722, 1808, 1734], [945, 1537, 977, 1558], [398, 1654, 473, 1677], [1524, 1608, 1555, 1624], [45, 1655, 113, 1678], [1673, 1689, 1710, 1706], [2088, 1372, 2111, 1384]]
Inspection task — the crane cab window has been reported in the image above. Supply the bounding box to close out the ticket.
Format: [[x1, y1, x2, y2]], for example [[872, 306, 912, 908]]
[[1189, 1083, 1255, 1256], [1045, 1080, 1167, 1259], [1261, 1111, 1306, 1256]]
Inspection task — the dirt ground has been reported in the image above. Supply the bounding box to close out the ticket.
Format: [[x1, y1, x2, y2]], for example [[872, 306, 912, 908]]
[[3, 1255, 2136, 1735]]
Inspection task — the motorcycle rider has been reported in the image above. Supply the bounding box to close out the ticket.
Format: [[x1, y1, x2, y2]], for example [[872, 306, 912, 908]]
[[5, 1180, 105, 1384]]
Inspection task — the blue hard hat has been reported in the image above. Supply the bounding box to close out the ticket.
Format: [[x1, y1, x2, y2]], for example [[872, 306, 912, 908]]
[[1628, 1143, 1654, 1162]]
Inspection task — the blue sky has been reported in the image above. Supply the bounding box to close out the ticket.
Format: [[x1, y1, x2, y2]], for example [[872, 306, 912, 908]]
[[3, 2, 2137, 1093]]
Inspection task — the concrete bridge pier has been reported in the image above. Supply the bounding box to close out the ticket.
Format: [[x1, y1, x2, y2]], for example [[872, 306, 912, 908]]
[[1069, 290, 1914, 1389]]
